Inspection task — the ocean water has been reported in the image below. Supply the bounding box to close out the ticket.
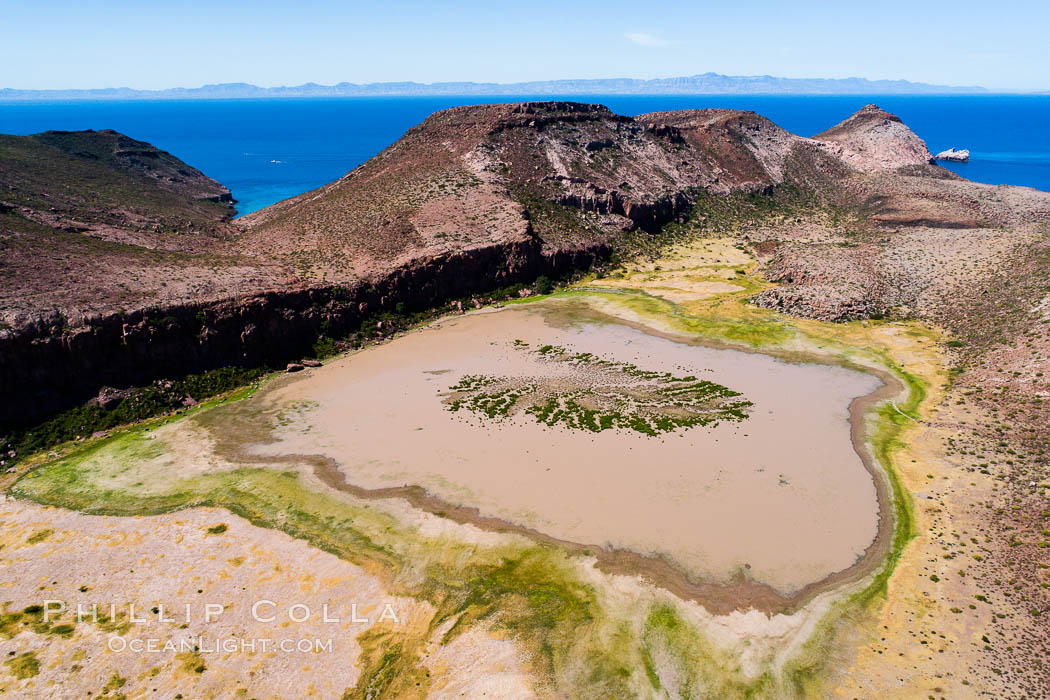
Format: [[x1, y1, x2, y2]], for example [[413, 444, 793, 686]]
[[1, 95, 1047, 215]]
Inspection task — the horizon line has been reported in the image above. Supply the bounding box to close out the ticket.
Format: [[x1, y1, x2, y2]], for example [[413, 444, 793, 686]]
[[5, 72, 1039, 100]]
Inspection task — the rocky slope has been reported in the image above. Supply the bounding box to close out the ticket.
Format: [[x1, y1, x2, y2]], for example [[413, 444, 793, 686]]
[[0, 101, 1024, 427], [812, 103, 934, 171], [0, 129, 288, 323], [3, 101, 1049, 697], [236, 102, 811, 283]]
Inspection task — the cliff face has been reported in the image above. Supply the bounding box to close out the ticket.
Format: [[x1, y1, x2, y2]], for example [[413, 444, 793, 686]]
[[0, 102, 960, 426], [1, 238, 602, 425], [237, 101, 805, 285]]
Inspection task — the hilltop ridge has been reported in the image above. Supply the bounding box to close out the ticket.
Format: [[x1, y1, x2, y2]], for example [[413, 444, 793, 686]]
[[2, 99, 1048, 700], [2, 101, 1047, 427], [238, 101, 941, 287], [814, 103, 934, 171], [0, 129, 287, 323]]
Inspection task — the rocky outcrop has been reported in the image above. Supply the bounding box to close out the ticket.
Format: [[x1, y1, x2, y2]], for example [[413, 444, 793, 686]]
[[0, 101, 962, 426], [636, 109, 802, 187], [554, 185, 693, 232], [814, 104, 934, 172], [934, 147, 970, 162], [0, 235, 606, 427], [752, 283, 886, 322], [751, 242, 918, 322]]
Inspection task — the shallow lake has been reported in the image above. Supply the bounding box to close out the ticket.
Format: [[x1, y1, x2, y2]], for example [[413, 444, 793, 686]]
[[256, 304, 883, 595]]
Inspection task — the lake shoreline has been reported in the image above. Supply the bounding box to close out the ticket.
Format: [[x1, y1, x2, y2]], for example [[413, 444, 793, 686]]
[[216, 303, 907, 616]]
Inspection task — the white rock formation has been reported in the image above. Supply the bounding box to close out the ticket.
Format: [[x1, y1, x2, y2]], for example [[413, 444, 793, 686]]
[[935, 147, 970, 162]]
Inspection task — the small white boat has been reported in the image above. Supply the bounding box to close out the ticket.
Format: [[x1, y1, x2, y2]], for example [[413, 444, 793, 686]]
[[935, 148, 970, 162]]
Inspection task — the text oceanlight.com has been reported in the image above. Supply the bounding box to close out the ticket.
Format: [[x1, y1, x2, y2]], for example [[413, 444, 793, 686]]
[[108, 636, 334, 654]]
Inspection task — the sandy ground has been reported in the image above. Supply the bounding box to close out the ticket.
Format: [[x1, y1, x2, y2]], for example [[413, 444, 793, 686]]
[[0, 499, 532, 699], [832, 387, 1047, 699], [3, 230, 1000, 698]]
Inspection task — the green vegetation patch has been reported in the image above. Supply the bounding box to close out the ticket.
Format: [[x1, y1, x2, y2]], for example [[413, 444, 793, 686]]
[[1, 365, 267, 471], [0, 602, 78, 640], [4, 651, 40, 679], [642, 604, 773, 697], [25, 528, 53, 544], [443, 342, 751, 436]]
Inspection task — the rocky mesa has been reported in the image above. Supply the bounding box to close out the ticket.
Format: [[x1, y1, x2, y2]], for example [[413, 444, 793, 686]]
[[2, 101, 1046, 429]]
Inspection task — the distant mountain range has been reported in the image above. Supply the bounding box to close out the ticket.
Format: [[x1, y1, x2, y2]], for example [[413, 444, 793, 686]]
[[0, 73, 989, 101]]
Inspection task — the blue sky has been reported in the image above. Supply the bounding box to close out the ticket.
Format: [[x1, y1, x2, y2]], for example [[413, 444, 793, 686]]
[[2, 0, 1047, 91]]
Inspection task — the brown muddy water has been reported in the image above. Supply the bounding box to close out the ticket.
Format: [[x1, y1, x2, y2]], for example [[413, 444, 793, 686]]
[[253, 304, 883, 597]]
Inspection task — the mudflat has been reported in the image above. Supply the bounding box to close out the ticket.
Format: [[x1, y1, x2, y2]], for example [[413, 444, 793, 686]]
[[255, 304, 882, 595]]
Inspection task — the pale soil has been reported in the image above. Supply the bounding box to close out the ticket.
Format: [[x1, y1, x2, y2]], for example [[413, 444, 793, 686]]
[[0, 499, 528, 699], [7, 224, 1032, 697], [587, 237, 756, 302], [421, 625, 537, 699], [648, 232, 1049, 697], [586, 275, 744, 303], [584, 235, 1023, 696]]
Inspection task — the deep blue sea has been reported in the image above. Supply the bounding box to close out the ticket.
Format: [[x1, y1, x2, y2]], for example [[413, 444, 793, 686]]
[[2, 95, 1048, 215]]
